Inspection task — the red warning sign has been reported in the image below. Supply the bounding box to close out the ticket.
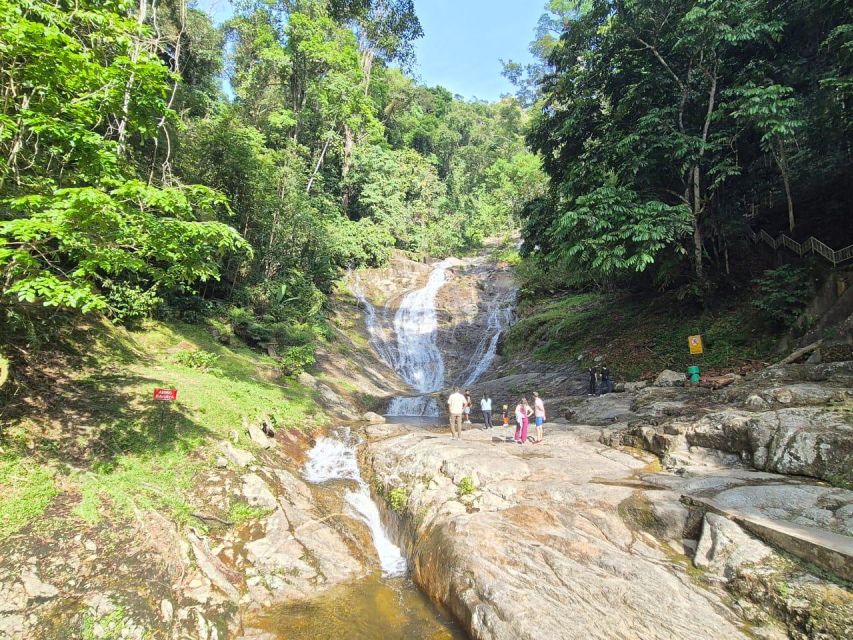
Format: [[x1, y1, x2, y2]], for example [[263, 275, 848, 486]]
[[153, 388, 178, 401]]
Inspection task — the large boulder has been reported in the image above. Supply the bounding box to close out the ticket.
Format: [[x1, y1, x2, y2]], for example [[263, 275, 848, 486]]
[[362, 411, 386, 425], [366, 430, 750, 640], [693, 513, 774, 581], [655, 369, 687, 387]]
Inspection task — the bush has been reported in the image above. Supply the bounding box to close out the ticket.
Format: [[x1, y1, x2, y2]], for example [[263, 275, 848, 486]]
[[279, 344, 315, 376], [269, 322, 314, 347], [388, 487, 409, 513], [457, 475, 476, 496], [158, 293, 215, 324], [752, 265, 813, 327], [174, 350, 220, 372], [105, 283, 161, 325], [228, 306, 272, 345]]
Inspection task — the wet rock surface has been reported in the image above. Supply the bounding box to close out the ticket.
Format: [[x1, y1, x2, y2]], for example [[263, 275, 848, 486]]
[[365, 425, 751, 640]]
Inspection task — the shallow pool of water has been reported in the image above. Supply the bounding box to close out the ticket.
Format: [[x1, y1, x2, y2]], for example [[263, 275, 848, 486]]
[[383, 415, 445, 427], [250, 573, 466, 640]]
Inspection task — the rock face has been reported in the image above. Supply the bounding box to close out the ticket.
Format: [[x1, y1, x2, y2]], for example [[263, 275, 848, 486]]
[[693, 513, 774, 579], [685, 407, 853, 485], [365, 426, 748, 640]]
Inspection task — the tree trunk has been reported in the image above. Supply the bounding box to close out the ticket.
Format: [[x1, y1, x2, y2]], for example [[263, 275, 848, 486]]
[[776, 140, 795, 233], [306, 138, 331, 195], [116, 0, 148, 156], [692, 165, 703, 281], [341, 125, 355, 209]]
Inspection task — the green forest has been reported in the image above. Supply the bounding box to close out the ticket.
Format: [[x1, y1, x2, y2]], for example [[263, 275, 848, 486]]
[[1, 0, 851, 376], [517, 0, 851, 293], [0, 0, 544, 376]]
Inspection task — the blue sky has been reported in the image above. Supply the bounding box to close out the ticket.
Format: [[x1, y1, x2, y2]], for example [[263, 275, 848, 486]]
[[195, 0, 542, 101]]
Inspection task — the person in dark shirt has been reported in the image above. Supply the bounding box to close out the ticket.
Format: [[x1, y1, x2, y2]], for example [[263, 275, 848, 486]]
[[601, 366, 611, 394]]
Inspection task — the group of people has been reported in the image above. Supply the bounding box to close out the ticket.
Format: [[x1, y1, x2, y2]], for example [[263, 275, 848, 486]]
[[587, 365, 613, 396], [446, 389, 547, 445]]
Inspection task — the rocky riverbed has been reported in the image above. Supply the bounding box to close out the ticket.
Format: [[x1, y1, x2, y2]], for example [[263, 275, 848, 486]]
[[359, 359, 853, 640]]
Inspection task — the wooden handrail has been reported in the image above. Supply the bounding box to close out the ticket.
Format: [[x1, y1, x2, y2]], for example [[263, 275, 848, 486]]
[[747, 227, 853, 266]]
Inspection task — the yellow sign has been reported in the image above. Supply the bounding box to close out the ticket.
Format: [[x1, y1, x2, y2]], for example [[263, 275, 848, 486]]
[[688, 335, 704, 355]]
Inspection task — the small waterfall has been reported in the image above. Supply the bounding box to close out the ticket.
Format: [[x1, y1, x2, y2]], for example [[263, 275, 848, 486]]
[[457, 289, 516, 388], [302, 429, 407, 577], [351, 272, 397, 367]]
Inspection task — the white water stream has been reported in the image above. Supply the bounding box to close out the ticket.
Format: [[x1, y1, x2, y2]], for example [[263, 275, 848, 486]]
[[302, 429, 407, 577], [457, 290, 516, 388]]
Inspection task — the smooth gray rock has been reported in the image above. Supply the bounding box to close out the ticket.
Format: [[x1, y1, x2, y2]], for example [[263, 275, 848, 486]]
[[246, 422, 275, 449], [362, 411, 386, 424], [694, 513, 773, 581], [20, 571, 58, 601], [367, 429, 749, 640], [241, 473, 277, 510], [219, 441, 254, 467]]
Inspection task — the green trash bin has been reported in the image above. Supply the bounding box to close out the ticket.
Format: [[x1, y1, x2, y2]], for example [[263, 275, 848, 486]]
[[687, 365, 701, 383]]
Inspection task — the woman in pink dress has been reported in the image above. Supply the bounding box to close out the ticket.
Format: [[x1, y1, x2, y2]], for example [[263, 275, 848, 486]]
[[514, 398, 533, 444]]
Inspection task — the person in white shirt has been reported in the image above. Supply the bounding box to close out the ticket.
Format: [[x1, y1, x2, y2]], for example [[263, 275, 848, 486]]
[[533, 391, 546, 444], [447, 389, 467, 439], [480, 395, 493, 429]]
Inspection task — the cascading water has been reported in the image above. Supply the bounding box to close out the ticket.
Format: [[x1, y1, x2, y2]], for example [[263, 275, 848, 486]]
[[457, 289, 516, 388], [353, 258, 516, 415], [361, 259, 454, 417], [351, 272, 397, 367], [302, 429, 407, 577]]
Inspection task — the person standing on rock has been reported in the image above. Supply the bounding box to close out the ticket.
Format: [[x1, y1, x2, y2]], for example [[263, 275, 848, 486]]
[[480, 394, 493, 429], [463, 390, 473, 424], [447, 389, 466, 439], [502, 404, 510, 427], [588, 367, 597, 395], [533, 392, 546, 443], [514, 398, 533, 444], [601, 367, 611, 394]]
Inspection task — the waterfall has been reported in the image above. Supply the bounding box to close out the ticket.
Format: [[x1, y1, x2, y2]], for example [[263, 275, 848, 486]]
[[302, 429, 407, 577], [457, 289, 516, 388], [383, 259, 454, 416], [353, 257, 514, 416]]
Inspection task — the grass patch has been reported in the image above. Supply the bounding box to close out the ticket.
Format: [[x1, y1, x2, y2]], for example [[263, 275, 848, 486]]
[[505, 291, 779, 379], [3, 318, 324, 532], [387, 487, 409, 514], [0, 450, 58, 538], [456, 475, 476, 497]]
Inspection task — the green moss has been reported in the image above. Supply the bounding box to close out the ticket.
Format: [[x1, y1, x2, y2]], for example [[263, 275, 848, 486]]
[[229, 500, 273, 524], [81, 606, 129, 640]]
